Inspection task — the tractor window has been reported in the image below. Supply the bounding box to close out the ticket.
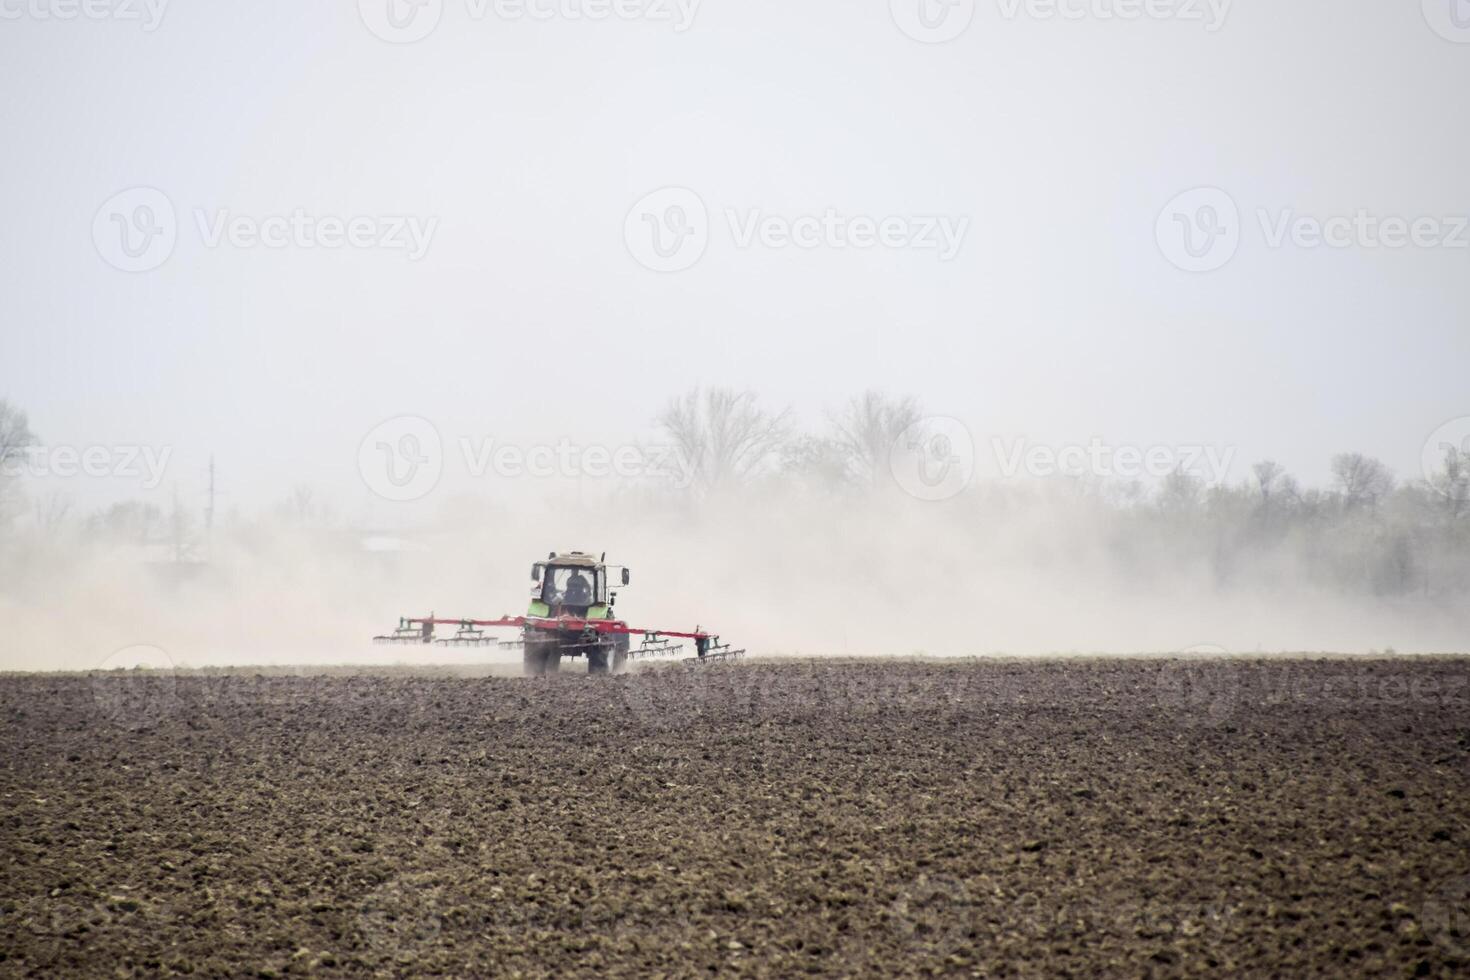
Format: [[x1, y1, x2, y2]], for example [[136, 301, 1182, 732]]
[[542, 567, 600, 606]]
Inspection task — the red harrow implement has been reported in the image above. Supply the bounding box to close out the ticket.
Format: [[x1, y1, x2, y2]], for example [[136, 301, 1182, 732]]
[[373, 552, 745, 675]]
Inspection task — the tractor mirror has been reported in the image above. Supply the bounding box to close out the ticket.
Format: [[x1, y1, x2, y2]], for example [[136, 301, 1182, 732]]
[[531, 564, 543, 582], [622, 568, 631, 586]]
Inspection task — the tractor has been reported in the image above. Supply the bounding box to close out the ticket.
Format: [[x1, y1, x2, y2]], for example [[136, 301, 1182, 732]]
[[523, 551, 629, 675], [373, 551, 743, 675]]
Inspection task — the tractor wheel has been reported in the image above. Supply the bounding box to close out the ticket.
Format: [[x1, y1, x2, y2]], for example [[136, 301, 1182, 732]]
[[612, 634, 629, 674], [522, 646, 544, 676], [523, 643, 556, 677], [587, 645, 611, 675]]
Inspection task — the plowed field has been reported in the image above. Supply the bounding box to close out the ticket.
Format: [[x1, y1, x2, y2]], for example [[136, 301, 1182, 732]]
[[3, 658, 1469, 977]]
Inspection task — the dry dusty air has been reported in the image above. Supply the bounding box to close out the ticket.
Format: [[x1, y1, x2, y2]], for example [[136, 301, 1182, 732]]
[[3, 3, 1470, 978]]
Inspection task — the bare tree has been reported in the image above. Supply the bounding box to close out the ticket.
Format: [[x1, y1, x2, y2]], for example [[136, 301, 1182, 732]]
[[87, 500, 165, 545], [1429, 444, 1469, 520], [277, 484, 334, 526], [0, 399, 38, 530], [1158, 467, 1204, 511], [826, 390, 923, 489], [1331, 453, 1394, 509], [1252, 460, 1284, 507], [656, 388, 791, 494], [32, 491, 72, 533], [1277, 473, 1302, 507], [0, 398, 37, 471], [168, 488, 198, 563], [780, 434, 850, 491]]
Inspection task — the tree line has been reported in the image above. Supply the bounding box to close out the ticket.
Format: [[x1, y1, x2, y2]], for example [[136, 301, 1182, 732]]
[[3, 391, 1468, 600]]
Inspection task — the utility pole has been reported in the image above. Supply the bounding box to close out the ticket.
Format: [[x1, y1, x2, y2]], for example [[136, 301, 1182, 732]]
[[197, 455, 218, 564], [171, 485, 184, 564], [205, 455, 216, 539]]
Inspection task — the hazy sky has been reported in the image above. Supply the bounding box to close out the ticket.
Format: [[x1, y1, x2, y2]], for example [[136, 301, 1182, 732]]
[[2, 1, 1467, 512]]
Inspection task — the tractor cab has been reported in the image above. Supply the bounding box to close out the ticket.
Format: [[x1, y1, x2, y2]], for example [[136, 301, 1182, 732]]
[[530, 552, 630, 620]]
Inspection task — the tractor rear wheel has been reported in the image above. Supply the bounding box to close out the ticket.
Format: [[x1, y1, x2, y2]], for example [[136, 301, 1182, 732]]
[[522, 647, 544, 676], [523, 642, 558, 677], [587, 645, 611, 675]]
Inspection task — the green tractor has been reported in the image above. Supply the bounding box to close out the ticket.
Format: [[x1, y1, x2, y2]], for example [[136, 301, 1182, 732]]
[[522, 551, 632, 676]]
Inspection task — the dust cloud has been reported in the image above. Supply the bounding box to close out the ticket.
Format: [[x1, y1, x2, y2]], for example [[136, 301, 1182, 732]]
[[3, 476, 1467, 672]]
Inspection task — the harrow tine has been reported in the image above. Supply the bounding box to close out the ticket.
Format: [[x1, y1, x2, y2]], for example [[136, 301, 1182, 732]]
[[689, 635, 744, 664], [630, 634, 683, 660], [373, 618, 434, 645], [435, 622, 496, 647]]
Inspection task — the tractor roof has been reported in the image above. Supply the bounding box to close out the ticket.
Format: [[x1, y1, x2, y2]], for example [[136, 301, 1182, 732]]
[[547, 551, 602, 568]]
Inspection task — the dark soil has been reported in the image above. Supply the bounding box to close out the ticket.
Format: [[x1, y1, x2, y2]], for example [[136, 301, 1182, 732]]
[[3, 658, 1469, 977]]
